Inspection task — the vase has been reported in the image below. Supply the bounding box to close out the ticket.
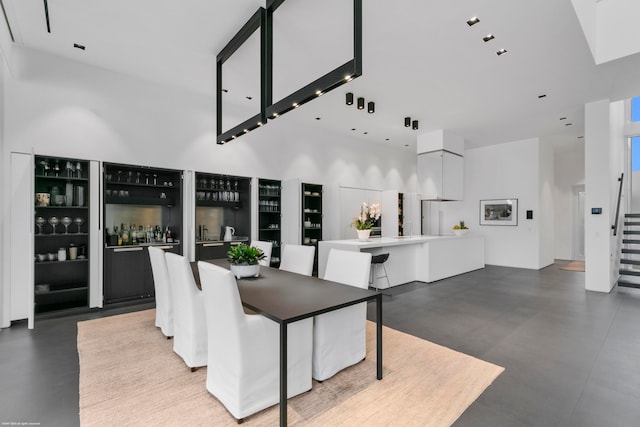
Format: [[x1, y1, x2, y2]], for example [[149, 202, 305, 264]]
[[453, 229, 469, 236], [230, 263, 260, 279], [356, 229, 371, 241]]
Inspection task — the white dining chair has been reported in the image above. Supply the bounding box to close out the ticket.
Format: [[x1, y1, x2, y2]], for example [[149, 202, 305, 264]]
[[165, 252, 207, 370], [148, 246, 173, 338], [279, 244, 315, 276], [312, 248, 372, 381], [250, 240, 273, 267], [198, 261, 313, 422]]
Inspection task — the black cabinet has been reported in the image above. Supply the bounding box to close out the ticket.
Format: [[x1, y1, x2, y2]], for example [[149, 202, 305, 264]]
[[196, 242, 229, 260], [103, 163, 183, 304], [104, 244, 180, 304], [302, 183, 322, 276], [34, 155, 90, 314], [258, 178, 281, 267], [194, 172, 251, 246]]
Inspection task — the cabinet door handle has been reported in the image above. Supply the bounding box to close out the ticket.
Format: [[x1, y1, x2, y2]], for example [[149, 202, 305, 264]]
[[230, 241, 242, 246], [114, 247, 144, 252], [203, 243, 223, 247]]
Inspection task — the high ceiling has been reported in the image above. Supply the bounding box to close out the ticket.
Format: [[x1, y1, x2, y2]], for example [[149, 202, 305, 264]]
[[3, 0, 640, 151]]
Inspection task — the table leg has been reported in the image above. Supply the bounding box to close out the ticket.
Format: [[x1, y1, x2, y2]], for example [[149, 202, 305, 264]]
[[280, 321, 288, 426], [376, 293, 383, 380]]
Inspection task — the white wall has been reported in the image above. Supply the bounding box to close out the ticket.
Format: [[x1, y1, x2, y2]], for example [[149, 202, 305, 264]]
[[554, 143, 585, 260], [435, 138, 553, 269], [0, 44, 7, 327], [539, 140, 555, 268]]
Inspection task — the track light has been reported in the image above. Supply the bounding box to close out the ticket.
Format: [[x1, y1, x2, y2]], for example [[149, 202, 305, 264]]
[[368, 101, 375, 114], [404, 117, 411, 127], [346, 92, 354, 105], [412, 120, 419, 130], [357, 97, 365, 110]]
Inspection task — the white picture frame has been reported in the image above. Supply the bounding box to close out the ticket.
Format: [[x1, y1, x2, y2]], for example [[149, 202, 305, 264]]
[[480, 199, 518, 226]]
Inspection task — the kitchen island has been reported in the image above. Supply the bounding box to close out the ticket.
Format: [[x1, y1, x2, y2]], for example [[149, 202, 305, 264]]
[[318, 235, 484, 288]]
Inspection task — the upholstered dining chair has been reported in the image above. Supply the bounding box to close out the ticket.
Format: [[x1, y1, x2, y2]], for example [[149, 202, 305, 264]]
[[279, 244, 315, 276], [148, 246, 173, 338], [165, 252, 207, 371], [197, 261, 313, 422], [312, 248, 372, 381], [250, 240, 273, 267]]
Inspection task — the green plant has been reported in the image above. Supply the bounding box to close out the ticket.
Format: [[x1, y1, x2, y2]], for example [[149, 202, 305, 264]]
[[452, 220, 469, 230], [227, 244, 265, 265], [352, 202, 381, 230]]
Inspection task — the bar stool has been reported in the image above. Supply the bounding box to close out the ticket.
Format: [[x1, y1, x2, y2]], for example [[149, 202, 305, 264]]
[[370, 253, 390, 292]]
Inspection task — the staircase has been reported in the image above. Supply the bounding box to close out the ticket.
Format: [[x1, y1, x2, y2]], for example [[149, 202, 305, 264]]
[[619, 213, 640, 289]]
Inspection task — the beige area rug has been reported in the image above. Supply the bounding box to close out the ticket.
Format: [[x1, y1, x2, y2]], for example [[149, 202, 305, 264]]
[[78, 310, 503, 426], [560, 261, 585, 272]]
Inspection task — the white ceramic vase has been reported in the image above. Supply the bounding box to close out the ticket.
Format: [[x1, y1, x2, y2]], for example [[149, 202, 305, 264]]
[[230, 263, 260, 279], [453, 229, 469, 236], [356, 229, 371, 241]]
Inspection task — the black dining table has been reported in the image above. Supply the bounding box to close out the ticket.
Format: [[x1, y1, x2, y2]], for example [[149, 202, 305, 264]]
[[191, 259, 383, 427]]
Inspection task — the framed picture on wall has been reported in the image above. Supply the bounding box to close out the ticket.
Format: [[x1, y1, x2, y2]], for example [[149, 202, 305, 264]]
[[480, 199, 518, 226]]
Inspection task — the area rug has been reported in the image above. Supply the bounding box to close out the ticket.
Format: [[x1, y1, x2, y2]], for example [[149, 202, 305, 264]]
[[560, 261, 585, 272], [78, 310, 503, 426]]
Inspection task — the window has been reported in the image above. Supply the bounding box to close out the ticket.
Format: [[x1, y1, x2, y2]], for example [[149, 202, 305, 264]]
[[632, 136, 640, 171], [632, 97, 640, 122]]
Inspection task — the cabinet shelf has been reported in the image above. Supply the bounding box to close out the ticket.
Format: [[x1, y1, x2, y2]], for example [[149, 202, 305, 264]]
[[35, 259, 88, 265], [196, 200, 242, 208], [34, 175, 88, 182], [35, 232, 89, 238], [106, 181, 177, 189], [105, 195, 176, 206], [35, 206, 88, 210]]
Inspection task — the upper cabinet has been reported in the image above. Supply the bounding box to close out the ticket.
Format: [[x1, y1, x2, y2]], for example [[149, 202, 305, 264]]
[[416, 129, 464, 201]]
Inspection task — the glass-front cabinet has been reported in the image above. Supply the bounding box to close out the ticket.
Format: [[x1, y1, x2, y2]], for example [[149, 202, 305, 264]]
[[102, 163, 183, 304], [302, 182, 322, 275], [34, 155, 90, 314], [258, 178, 282, 267]]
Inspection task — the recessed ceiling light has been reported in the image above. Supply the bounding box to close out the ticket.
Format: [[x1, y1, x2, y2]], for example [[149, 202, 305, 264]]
[[257, 121, 263, 126], [272, 113, 279, 118], [315, 90, 322, 96], [315, 117, 321, 120], [73, 43, 86, 50], [385, 138, 390, 141], [222, 89, 229, 93], [565, 123, 573, 126], [538, 94, 547, 99], [351, 128, 356, 131], [496, 49, 507, 56], [578, 136, 584, 139], [559, 117, 567, 120], [292, 102, 299, 108], [232, 135, 237, 139], [363, 132, 368, 135], [405, 144, 409, 147], [482, 34, 495, 42], [466, 17, 480, 26], [246, 96, 253, 100], [344, 75, 353, 82], [346, 92, 354, 105], [243, 129, 248, 133]]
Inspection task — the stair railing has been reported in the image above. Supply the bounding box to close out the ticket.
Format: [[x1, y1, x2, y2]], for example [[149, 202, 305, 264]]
[[612, 173, 624, 236]]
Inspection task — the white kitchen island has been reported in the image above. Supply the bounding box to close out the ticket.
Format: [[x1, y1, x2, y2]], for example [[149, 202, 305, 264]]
[[318, 235, 484, 288]]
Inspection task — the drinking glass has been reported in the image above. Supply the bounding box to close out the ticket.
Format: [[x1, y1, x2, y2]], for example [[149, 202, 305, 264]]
[[36, 216, 46, 235], [48, 216, 59, 235], [40, 160, 49, 176], [74, 217, 84, 233], [136, 172, 141, 184], [61, 216, 72, 234], [75, 162, 82, 178], [65, 161, 74, 177]]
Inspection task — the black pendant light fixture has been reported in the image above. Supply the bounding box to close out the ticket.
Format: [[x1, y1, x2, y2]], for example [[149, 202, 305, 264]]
[[412, 120, 419, 130], [367, 101, 375, 114], [357, 97, 365, 110], [346, 92, 354, 105], [404, 117, 411, 127]]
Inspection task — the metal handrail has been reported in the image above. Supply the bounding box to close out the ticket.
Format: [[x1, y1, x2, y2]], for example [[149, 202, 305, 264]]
[[612, 173, 624, 236]]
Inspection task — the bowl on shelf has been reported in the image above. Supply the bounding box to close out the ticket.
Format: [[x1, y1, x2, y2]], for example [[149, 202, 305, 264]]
[[304, 191, 311, 196], [47, 253, 57, 261], [35, 284, 50, 293], [36, 254, 46, 262], [35, 193, 50, 207]]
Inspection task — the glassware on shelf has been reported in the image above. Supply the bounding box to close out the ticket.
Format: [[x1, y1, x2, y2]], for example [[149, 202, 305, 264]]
[[128, 171, 133, 183], [61, 216, 72, 234], [66, 161, 74, 177], [136, 172, 141, 184], [74, 217, 84, 233], [39, 159, 49, 176], [48, 216, 59, 235], [53, 161, 60, 177], [36, 216, 46, 235], [75, 162, 82, 178]]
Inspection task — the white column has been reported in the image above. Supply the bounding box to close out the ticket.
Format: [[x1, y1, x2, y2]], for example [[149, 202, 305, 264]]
[[584, 99, 625, 292]]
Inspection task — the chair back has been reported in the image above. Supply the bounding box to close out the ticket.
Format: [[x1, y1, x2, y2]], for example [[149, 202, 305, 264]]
[[165, 252, 205, 336], [323, 249, 372, 289], [198, 262, 245, 364], [279, 244, 315, 276], [251, 240, 273, 267], [148, 246, 173, 336]]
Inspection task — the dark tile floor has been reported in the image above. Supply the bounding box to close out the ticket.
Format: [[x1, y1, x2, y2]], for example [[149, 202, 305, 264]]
[[2, 262, 640, 426]]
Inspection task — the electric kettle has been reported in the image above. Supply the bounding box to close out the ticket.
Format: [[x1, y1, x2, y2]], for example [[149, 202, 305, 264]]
[[223, 226, 235, 241]]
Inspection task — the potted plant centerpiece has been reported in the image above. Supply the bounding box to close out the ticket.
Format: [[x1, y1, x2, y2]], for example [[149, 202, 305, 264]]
[[227, 243, 265, 279], [452, 220, 470, 236], [353, 202, 381, 241]]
